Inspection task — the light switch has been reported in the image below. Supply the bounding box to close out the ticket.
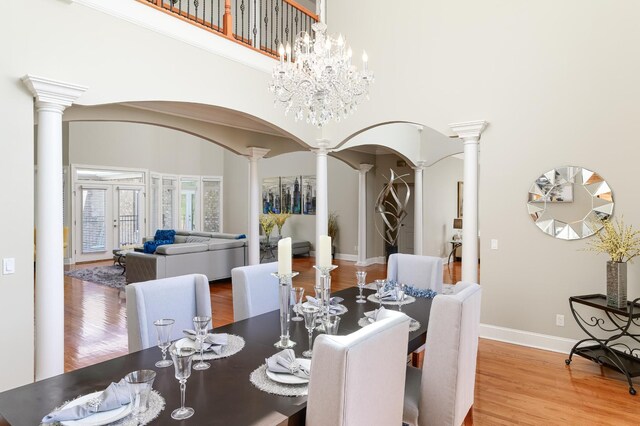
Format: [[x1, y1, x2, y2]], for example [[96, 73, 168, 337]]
[[3, 258, 15, 275], [490, 239, 498, 250]]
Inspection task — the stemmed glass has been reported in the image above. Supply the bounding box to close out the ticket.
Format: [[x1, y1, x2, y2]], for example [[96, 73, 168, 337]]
[[374, 279, 386, 307], [395, 283, 406, 313], [301, 305, 319, 358], [322, 314, 341, 335], [170, 346, 196, 420], [192, 316, 211, 371], [356, 271, 367, 303], [153, 319, 175, 368], [291, 287, 305, 322]]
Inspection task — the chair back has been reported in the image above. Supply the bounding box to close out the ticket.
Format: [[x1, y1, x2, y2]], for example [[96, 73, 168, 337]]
[[387, 253, 443, 294], [419, 282, 481, 426], [306, 310, 410, 426], [125, 273, 212, 353], [231, 262, 279, 321]]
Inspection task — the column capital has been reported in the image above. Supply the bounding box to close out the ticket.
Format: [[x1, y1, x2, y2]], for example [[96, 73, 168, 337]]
[[359, 163, 374, 173], [449, 120, 488, 142], [22, 75, 87, 108], [313, 139, 332, 155], [245, 147, 270, 160], [412, 161, 427, 171]]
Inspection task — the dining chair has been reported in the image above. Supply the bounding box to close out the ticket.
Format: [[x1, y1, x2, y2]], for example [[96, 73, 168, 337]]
[[231, 262, 279, 322], [125, 273, 212, 353], [306, 310, 411, 426], [387, 253, 444, 294], [403, 282, 481, 426]]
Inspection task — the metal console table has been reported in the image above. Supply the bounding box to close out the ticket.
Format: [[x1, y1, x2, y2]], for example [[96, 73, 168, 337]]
[[566, 294, 640, 395]]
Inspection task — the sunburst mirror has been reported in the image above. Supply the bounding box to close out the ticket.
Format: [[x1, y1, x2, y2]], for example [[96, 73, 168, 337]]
[[527, 166, 614, 240]]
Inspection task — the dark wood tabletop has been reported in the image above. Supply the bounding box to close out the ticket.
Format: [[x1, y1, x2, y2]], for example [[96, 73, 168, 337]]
[[0, 287, 432, 425]]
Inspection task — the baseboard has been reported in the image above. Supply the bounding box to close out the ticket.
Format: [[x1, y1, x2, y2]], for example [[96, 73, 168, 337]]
[[479, 323, 577, 354], [334, 253, 358, 262], [356, 256, 385, 266]]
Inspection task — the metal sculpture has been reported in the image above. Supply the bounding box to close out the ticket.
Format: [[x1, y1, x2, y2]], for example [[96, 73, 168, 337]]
[[374, 169, 411, 247]]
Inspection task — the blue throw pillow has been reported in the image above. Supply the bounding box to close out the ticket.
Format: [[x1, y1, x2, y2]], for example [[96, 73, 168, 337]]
[[143, 239, 174, 254], [154, 229, 176, 243], [236, 234, 247, 239]]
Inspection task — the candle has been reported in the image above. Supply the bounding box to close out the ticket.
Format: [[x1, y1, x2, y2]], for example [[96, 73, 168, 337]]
[[318, 235, 332, 268], [278, 237, 292, 275]]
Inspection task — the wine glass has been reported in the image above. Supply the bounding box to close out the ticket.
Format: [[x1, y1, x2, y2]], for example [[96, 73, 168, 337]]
[[153, 319, 175, 368], [301, 305, 319, 358], [355, 271, 367, 303], [322, 314, 341, 335], [170, 346, 196, 420], [374, 279, 387, 307], [291, 287, 305, 322], [192, 316, 211, 371], [395, 283, 406, 313]]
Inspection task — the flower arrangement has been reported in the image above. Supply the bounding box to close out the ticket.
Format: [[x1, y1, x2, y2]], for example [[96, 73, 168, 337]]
[[270, 212, 291, 237], [586, 217, 640, 263], [259, 214, 276, 239]]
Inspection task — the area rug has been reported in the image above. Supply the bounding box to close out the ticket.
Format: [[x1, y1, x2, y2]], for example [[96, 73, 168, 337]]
[[65, 265, 126, 289]]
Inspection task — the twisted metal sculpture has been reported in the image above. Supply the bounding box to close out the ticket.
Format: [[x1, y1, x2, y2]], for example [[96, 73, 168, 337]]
[[374, 169, 411, 247]]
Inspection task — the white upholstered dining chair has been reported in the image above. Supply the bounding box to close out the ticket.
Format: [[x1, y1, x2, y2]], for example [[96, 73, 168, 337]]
[[306, 310, 411, 426], [125, 273, 212, 353], [403, 282, 482, 426], [231, 262, 279, 322], [387, 253, 444, 294]]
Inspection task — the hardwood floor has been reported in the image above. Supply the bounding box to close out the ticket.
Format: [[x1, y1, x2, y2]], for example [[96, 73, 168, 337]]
[[63, 258, 637, 425]]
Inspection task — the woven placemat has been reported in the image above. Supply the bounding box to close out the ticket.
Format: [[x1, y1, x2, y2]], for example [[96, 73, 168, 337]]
[[193, 334, 245, 361], [366, 294, 416, 306], [249, 364, 309, 397], [41, 390, 165, 426]]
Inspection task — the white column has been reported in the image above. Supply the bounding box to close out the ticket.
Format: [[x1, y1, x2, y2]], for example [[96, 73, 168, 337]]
[[413, 162, 426, 256], [22, 75, 87, 381], [245, 147, 270, 265], [314, 141, 330, 270], [356, 164, 373, 266], [449, 120, 488, 283]]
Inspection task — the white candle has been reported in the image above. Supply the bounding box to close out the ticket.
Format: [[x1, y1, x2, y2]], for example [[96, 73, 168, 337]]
[[318, 235, 332, 268], [278, 237, 292, 275]]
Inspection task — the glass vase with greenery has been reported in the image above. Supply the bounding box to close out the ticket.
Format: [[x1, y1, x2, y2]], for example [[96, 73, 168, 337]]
[[259, 214, 276, 245], [270, 213, 291, 239]]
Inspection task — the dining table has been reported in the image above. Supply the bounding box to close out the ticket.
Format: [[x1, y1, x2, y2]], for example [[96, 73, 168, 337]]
[[0, 286, 433, 425]]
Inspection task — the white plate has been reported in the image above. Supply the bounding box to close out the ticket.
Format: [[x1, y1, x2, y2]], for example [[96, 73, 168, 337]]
[[265, 358, 311, 385], [60, 391, 132, 426], [301, 302, 347, 315], [175, 337, 215, 352]]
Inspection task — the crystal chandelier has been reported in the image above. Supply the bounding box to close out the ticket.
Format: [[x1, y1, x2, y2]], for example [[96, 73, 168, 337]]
[[269, 21, 374, 127]]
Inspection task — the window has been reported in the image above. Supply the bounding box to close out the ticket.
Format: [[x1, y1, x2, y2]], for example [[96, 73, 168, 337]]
[[202, 177, 223, 232], [179, 178, 199, 231]]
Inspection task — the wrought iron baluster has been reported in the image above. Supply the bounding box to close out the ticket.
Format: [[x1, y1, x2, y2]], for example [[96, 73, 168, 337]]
[[263, 0, 268, 52], [241, 0, 245, 43], [217, 0, 220, 28], [284, 3, 289, 51], [202, 0, 206, 26], [253, 0, 257, 48], [271, 0, 275, 53], [235, 0, 237, 37], [193, 0, 198, 25], [294, 10, 298, 40], [187, 0, 190, 20]]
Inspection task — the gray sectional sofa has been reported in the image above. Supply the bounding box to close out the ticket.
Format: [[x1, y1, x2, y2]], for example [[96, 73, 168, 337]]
[[126, 231, 247, 284]]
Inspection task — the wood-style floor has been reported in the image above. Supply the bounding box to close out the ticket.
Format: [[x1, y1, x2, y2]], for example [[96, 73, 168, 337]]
[[63, 258, 639, 425]]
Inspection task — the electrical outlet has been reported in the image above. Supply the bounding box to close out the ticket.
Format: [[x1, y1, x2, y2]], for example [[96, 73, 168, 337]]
[[354, 245, 358, 252], [2, 258, 15, 275], [556, 314, 564, 327], [490, 239, 498, 250]]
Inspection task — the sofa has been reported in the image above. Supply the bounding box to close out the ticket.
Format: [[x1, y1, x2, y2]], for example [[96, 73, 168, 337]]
[[126, 231, 247, 284], [259, 236, 311, 261]]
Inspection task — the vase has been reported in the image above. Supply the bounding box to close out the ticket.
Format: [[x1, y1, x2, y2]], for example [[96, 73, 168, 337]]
[[606, 261, 627, 309]]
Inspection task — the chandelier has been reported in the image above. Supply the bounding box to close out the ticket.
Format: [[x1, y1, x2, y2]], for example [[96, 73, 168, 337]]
[[269, 21, 374, 127]]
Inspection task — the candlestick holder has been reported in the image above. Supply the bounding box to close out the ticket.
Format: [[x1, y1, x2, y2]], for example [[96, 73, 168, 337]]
[[313, 265, 339, 321], [271, 271, 299, 349]]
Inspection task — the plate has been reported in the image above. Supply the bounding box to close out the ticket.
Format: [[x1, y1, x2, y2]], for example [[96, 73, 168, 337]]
[[301, 302, 347, 315], [265, 358, 311, 385], [60, 391, 132, 426], [175, 337, 213, 352]]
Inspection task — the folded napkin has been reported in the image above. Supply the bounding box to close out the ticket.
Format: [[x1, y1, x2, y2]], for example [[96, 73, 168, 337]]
[[377, 289, 404, 301], [306, 296, 344, 314], [183, 330, 228, 355], [42, 379, 131, 423], [364, 306, 387, 323], [266, 349, 310, 380]]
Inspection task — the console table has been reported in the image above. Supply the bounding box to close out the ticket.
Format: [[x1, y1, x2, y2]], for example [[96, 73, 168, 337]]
[[566, 294, 640, 395]]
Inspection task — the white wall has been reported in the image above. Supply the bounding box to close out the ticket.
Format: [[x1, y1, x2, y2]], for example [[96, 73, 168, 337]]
[[327, 0, 640, 341], [68, 122, 225, 176]]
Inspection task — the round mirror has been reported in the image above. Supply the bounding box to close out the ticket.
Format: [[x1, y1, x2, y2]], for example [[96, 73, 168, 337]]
[[527, 166, 614, 240]]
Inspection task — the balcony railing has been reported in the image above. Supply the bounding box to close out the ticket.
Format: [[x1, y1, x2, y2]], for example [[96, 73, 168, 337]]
[[140, 0, 318, 58]]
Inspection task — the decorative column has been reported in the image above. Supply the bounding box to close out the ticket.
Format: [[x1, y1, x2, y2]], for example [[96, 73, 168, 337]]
[[22, 75, 87, 381], [413, 161, 426, 256], [356, 164, 373, 266], [314, 141, 330, 278], [449, 120, 488, 283], [246, 147, 270, 265]]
